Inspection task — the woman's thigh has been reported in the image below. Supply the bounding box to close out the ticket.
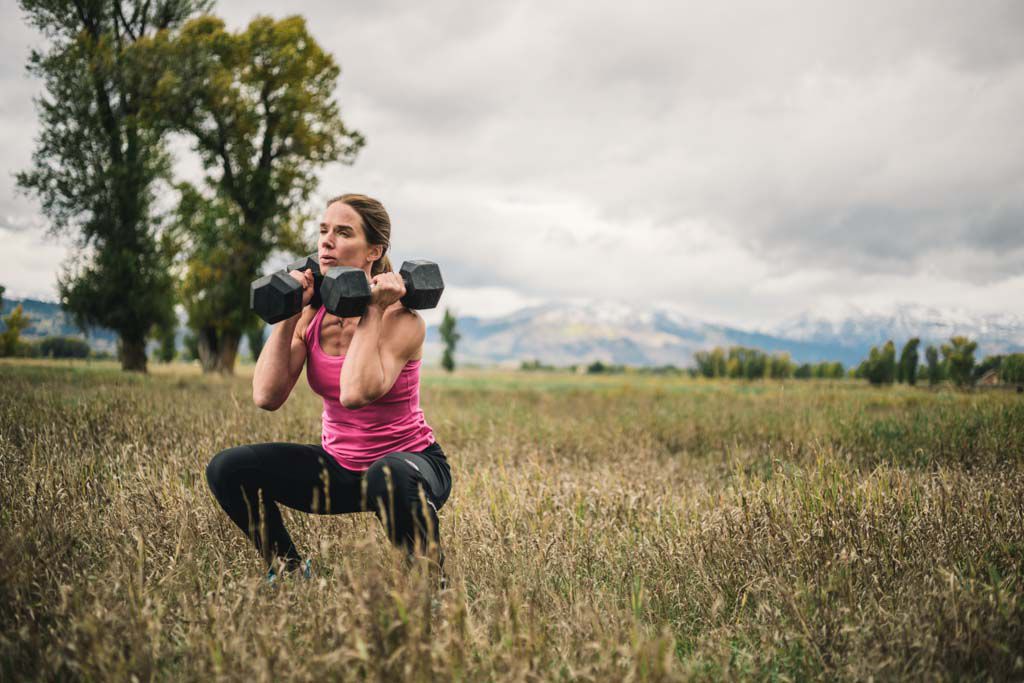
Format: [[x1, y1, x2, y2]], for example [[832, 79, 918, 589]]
[[207, 442, 364, 515]]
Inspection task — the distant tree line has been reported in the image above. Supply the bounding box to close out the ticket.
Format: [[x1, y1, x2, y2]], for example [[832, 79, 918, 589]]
[[519, 359, 686, 376], [855, 335, 1023, 388], [517, 338, 1024, 388], [693, 347, 813, 379]]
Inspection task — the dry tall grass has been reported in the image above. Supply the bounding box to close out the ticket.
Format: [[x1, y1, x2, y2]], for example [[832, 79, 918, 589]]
[[1, 361, 1022, 681]]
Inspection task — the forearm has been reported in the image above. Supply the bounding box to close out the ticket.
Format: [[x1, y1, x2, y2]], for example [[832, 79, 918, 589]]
[[339, 306, 386, 407], [253, 315, 299, 406]]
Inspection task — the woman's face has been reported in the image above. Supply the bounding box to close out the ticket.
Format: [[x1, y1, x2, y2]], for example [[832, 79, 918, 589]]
[[318, 202, 382, 273]]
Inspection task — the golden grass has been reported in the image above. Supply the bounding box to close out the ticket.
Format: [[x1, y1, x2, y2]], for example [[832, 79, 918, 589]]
[[1, 361, 1022, 681]]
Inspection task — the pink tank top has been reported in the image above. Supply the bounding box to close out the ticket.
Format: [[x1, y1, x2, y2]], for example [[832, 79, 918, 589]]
[[304, 305, 435, 471]]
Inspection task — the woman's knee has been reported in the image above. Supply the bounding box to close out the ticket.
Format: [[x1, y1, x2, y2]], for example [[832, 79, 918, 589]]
[[364, 456, 420, 508], [206, 445, 249, 495]]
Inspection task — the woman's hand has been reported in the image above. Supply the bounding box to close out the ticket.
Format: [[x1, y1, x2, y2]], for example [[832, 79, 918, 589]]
[[288, 269, 317, 307], [369, 272, 406, 311]]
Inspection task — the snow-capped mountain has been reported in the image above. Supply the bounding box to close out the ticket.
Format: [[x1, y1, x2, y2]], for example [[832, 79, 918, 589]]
[[768, 304, 1024, 358], [424, 301, 1024, 368]]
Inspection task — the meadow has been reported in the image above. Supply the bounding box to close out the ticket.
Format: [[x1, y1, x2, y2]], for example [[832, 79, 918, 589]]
[[1, 360, 1022, 681]]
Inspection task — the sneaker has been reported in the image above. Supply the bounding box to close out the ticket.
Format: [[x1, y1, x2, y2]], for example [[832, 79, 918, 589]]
[[266, 558, 312, 586], [432, 550, 449, 592]]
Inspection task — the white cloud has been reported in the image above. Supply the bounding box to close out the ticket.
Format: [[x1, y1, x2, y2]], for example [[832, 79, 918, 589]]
[[3, 0, 1023, 329]]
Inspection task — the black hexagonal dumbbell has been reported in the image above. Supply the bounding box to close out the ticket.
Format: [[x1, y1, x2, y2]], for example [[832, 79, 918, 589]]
[[320, 260, 444, 318], [250, 253, 323, 324]]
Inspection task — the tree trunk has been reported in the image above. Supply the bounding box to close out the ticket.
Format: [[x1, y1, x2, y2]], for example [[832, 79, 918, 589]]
[[217, 332, 240, 374], [197, 326, 239, 374], [120, 336, 148, 373]]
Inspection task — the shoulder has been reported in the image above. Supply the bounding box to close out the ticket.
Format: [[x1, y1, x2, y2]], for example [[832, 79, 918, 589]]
[[381, 305, 425, 359]]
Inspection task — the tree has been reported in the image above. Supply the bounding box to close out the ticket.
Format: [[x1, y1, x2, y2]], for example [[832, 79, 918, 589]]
[[0, 305, 32, 357], [146, 15, 364, 373], [925, 345, 942, 386], [768, 352, 794, 379], [182, 331, 199, 361], [154, 321, 177, 362], [0, 284, 5, 313], [858, 341, 896, 385], [438, 308, 460, 373], [972, 354, 1003, 382], [17, 0, 205, 372], [246, 323, 266, 362], [39, 336, 91, 358], [1001, 354, 1024, 384], [941, 336, 977, 388], [898, 337, 920, 385]]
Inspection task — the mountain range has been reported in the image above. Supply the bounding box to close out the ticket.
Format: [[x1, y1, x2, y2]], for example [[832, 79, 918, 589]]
[[4, 297, 1022, 368], [422, 301, 1024, 368]]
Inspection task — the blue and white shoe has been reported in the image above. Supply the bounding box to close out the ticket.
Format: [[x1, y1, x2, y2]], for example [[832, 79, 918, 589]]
[[267, 558, 312, 586]]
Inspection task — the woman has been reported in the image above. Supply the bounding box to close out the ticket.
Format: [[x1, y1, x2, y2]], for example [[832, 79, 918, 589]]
[[206, 194, 452, 586]]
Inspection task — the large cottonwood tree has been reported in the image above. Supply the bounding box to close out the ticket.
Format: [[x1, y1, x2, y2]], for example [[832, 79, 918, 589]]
[[17, 0, 208, 372], [148, 15, 364, 373]]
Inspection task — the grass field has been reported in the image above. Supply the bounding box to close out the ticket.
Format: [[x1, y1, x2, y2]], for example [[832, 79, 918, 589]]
[[1, 360, 1022, 681]]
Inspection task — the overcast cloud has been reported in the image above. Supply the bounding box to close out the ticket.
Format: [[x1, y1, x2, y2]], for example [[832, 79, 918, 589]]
[[2, 0, 1023, 328]]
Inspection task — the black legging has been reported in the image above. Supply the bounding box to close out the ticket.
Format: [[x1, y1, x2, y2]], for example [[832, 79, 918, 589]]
[[205, 441, 452, 570]]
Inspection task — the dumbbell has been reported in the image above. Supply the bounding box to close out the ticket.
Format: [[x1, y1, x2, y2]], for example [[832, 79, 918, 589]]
[[320, 260, 444, 317], [251, 256, 444, 323], [250, 254, 322, 324]]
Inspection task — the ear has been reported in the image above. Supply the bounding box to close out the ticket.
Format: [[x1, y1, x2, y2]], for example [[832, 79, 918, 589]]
[[367, 244, 384, 264]]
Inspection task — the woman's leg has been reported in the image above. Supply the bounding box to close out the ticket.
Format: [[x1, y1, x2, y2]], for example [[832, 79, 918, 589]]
[[362, 443, 452, 561], [205, 443, 362, 568]]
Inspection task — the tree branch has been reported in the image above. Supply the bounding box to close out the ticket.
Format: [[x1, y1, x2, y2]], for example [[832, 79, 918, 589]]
[[257, 80, 276, 173]]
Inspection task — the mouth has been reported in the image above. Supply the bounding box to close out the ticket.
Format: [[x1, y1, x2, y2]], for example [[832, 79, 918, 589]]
[[320, 255, 337, 264]]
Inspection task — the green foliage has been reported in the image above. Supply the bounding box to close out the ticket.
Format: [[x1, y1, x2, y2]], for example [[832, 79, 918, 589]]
[[38, 336, 91, 359], [245, 324, 266, 363], [695, 346, 798, 379], [819, 361, 845, 379], [693, 348, 727, 378], [972, 354, 1003, 382], [798, 361, 845, 379], [941, 336, 977, 388], [143, 14, 364, 373], [439, 308, 460, 373], [898, 337, 920, 385], [152, 323, 177, 363], [0, 305, 32, 357], [925, 345, 944, 385], [16, 0, 205, 372], [857, 340, 897, 385], [181, 332, 199, 361], [1001, 354, 1024, 384]]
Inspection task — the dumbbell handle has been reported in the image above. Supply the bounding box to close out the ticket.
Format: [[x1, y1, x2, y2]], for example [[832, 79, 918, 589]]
[[252, 256, 442, 323], [320, 261, 443, 317]]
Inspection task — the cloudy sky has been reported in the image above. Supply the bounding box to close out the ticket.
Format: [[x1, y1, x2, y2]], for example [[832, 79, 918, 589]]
[[3, 0, 1023, 329]]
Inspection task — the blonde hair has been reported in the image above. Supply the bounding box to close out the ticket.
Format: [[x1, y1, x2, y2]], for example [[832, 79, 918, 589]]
[[326, 193, 393, 276]]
